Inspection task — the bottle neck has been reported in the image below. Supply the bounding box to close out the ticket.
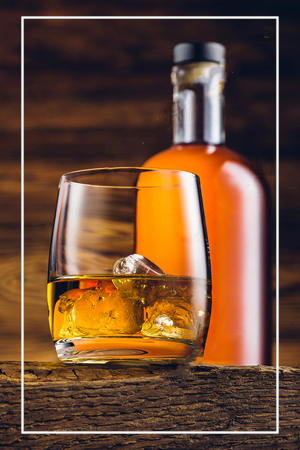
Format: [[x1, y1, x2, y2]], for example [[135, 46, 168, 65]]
[[172, 61, 225, 145]]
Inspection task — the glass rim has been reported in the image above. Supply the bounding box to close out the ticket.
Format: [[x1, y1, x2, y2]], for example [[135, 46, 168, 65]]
[[60, 167, 200, 189]]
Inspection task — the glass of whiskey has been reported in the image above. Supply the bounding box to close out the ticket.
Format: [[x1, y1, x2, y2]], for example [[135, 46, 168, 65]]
[[47, 168, 211, 364]]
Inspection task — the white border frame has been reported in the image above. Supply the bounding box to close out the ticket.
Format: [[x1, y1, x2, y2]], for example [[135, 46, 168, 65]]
[[21, 15, 279, 435]]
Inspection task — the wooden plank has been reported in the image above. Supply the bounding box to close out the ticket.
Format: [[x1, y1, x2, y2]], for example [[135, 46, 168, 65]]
[[0, 362, 299, 448]]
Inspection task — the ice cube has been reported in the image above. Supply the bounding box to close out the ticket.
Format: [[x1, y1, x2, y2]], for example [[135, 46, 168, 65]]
[[155, 314, 174, 328], [58, 282, 144, 338], [58, 289, 85, 314], [113, 254, 165, 276], [141, 296, 198, 340]]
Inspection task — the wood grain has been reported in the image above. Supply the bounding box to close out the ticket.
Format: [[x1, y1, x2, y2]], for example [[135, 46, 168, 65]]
[[1, 362, 299, 448]]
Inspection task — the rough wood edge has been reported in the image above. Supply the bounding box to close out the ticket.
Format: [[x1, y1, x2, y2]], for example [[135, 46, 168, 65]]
[[0, 361, 299, 383]]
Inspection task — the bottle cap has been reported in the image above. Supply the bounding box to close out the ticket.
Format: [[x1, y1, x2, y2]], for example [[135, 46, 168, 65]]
[[173, 42, 225, 65]]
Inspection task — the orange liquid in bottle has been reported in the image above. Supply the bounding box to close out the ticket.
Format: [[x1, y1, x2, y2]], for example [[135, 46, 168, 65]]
[[143, 143, 271, 365]]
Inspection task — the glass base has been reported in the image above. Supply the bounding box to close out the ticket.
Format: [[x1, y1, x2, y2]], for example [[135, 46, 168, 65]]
[[55, 337, 200, 364]]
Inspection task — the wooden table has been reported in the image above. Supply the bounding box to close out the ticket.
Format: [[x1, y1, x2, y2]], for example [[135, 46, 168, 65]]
[[1, 362, 299, 448]]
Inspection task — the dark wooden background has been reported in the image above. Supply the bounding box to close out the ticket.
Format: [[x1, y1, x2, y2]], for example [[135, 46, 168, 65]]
[[0, 4, 299, 368]]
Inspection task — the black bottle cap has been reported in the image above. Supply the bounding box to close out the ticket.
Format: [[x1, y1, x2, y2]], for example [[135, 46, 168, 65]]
[[173, 42, 225, 65]]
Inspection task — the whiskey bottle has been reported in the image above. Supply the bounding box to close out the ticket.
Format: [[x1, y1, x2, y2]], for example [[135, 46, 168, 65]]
[[143, 42, 272, 365]]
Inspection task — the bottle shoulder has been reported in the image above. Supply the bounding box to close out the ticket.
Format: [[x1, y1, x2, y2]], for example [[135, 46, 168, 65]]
[[144, 143, 270, 193], [147, 143, 248, 166]]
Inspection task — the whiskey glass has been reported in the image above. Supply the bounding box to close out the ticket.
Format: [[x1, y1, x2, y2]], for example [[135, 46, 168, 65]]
[[47, 167, 211, 364]]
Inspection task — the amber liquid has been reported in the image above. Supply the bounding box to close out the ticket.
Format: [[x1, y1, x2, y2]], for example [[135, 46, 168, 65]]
[[144, 143, 271, 365], [48, 275, 211, 363]]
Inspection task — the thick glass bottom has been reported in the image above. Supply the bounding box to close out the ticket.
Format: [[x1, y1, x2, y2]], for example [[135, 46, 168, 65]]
[[55, 336, 200, 364]]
